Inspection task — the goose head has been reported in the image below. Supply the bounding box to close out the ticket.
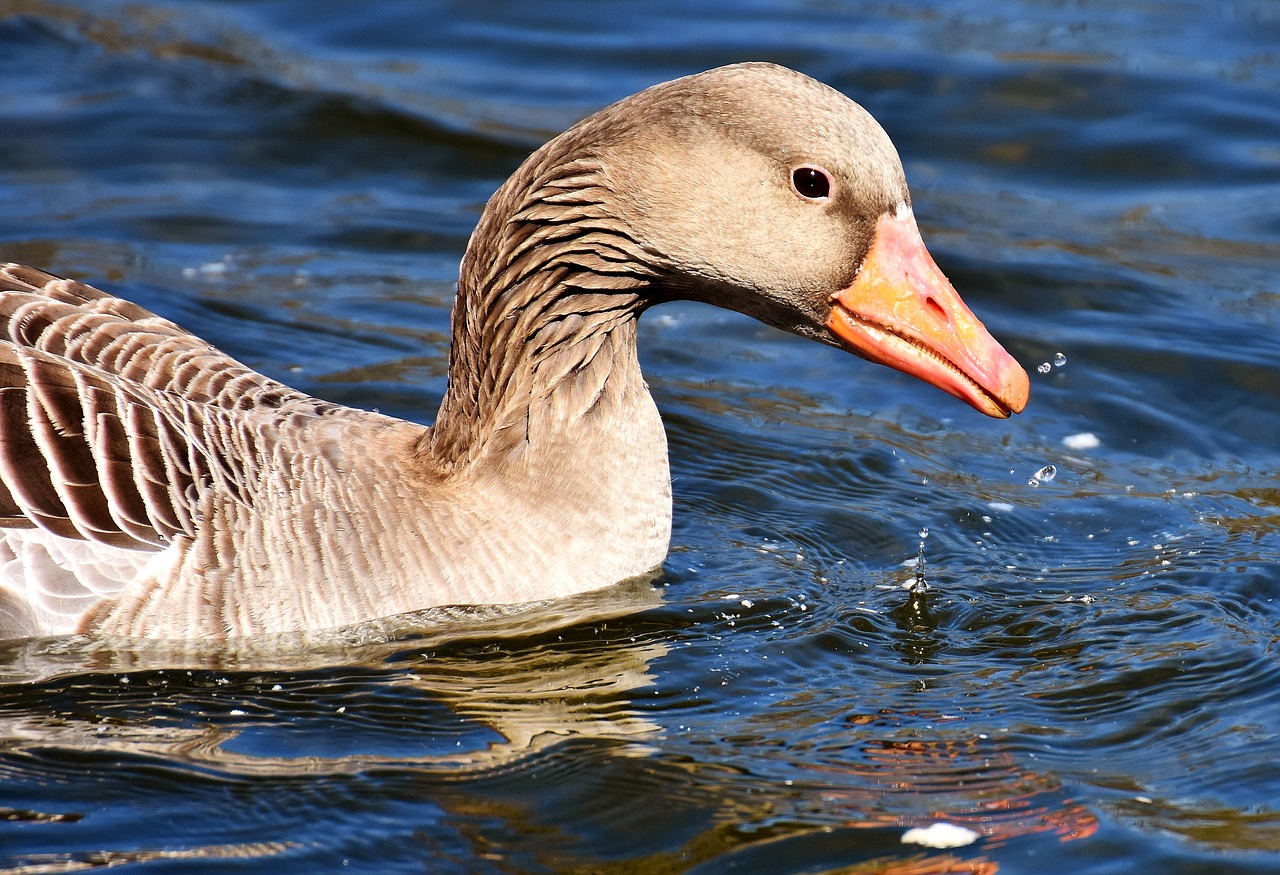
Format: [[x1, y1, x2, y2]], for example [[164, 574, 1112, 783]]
[[468, 62, 1029, 419]]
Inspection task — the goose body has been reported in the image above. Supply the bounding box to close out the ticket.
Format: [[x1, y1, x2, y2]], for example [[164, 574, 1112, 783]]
[[0, 63, 1028, 639]]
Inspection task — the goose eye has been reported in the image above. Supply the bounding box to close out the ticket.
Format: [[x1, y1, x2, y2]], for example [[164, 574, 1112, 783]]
[[791, 166, 832, 200]]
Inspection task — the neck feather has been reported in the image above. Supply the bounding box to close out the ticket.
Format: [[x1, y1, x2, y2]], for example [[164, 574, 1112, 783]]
[[422, 152, 659, 468]]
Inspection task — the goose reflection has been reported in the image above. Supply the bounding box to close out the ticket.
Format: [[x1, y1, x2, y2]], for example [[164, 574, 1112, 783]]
[[0, 579, 667, 775], [0, 581, 1093, 873]]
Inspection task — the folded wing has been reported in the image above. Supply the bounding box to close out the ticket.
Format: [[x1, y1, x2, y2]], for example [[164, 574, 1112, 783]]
[[0, 264, 333, 632]]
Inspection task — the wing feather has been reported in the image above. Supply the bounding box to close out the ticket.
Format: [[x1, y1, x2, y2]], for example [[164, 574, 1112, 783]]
[[124, 402, 191, 540], [0, 377, 76, 535], [0, 262, 330, 549]]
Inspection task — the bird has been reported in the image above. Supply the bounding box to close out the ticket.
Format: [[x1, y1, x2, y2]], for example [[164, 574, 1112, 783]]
[[0, 62, 1028, 640]]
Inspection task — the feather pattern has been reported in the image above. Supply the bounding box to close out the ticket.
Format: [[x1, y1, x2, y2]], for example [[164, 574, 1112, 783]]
[[0, 264, 359, 635], [0, 265, 325, 544]]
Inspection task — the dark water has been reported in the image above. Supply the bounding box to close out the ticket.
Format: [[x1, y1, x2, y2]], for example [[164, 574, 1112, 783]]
[[2, 1, 1278, 872]]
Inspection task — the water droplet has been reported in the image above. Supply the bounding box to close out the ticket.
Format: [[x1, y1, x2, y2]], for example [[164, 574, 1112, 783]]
[[1053, 352, 1067, 367], [1033, 464, 1057, 482], [1037, 362, 1052, 374], [911, 531, 929, 594]]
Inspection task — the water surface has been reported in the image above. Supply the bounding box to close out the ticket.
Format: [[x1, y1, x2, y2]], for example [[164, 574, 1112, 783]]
[[1, 1, 1278, 872]]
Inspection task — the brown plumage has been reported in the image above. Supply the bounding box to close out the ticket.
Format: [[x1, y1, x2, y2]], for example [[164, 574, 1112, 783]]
[[0, 63, 1028, 640]]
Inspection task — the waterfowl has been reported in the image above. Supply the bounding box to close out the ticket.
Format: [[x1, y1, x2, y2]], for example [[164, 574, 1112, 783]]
[[0, 62, 1028, 640]]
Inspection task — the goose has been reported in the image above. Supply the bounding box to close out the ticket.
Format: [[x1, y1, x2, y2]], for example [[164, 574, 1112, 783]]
[[0, 62, 1028, 640]]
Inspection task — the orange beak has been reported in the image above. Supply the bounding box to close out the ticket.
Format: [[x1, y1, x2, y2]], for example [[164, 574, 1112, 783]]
[[826, 207, 1029, 418]]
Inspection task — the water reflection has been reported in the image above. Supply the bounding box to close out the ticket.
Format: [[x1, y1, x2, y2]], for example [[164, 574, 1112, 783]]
[[889, 588, 947, 668], [0, 583, 1095, 872], [0, 581, 666, 764], [807, 726, 1098, 846]]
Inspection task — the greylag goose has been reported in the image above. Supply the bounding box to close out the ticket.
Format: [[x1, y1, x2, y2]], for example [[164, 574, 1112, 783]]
[[0, 62, 1028, 640]]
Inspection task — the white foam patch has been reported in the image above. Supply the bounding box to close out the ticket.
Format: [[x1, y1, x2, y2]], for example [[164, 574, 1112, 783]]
[[1063, 432, 1101, 450], [901, 822, 981, 849]]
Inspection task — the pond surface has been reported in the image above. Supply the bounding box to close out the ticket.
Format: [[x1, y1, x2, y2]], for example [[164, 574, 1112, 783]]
[[1, 1, 1278, 872]]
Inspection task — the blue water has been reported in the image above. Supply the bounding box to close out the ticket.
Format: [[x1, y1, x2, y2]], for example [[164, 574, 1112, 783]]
[[1, 2, 1278, 872]]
